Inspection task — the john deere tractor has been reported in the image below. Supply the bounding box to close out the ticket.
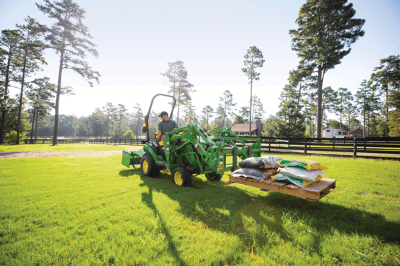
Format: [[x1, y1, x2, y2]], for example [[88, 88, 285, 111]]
[[122, 94, 261, 186]]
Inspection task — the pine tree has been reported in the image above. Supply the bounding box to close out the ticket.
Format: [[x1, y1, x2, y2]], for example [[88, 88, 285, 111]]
[[242, 46, 264, 134], [219, 90, 236, 127], [27, 77, 55, 142], [202, 105, 213, 131], [0, 30, 23, 144], [15, 17, 48, 144], [37, 0, 100, 145], [290, 0, 365, 138]]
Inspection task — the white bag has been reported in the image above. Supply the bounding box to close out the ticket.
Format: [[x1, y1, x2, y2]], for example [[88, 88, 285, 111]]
[[278, 167, 324, 182]]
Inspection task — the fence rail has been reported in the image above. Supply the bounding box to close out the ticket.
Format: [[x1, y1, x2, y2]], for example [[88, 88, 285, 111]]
[[84, 136, 400, 160], [24, 139, 85, 144], [255, 136, 400, 160]]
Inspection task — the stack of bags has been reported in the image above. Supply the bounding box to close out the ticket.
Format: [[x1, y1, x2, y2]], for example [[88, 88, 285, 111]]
[[273, 159, 328, 188], [230, 156, 284, 182]]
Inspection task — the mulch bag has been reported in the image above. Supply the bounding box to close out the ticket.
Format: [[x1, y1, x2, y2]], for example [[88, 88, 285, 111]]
[[239, 156, 284, 169], [278, 159, 328, 171], [273, 174, 323, 188], [231, 168, 278, 182], [278, 167, 324, 182]]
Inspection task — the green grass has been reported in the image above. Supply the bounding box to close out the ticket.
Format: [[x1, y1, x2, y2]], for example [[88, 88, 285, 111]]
[[1, 153, 400, 265], [0, 144, 142, 152]]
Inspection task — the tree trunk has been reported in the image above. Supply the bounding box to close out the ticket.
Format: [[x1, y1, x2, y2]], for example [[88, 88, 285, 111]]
[[316, 65, 323, 139], [177, 93, 180, 125], [363, 102, 366, 137], [34, 110, 39, 141], [0, 47, 13, 144], [16, 53, 28, 144], [53, 47, 65, 145], [0, 109, 6, 144], [30, 107, 36, 143], [249, 79, 253, 135], [297, 83, 302, 110], [339, 94, 343, 129], [385, 87, 389, 137]]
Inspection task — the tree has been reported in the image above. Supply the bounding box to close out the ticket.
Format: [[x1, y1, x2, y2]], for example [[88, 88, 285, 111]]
[[333, 87, 353, 129], [114, 104, 128, 138], [27, 77, 55, 141], [370, 55, 400, 137], [355, 80, 381, 137], [202, 105, 213, 131], [88, 108, 106, 138], [37, 0, 100, 145], [242, 46, 264, 135], [0, 30, 23, 144], [102, 102, 115, 138], [219, 90, 236, 127], [161, 60, 184, 100], [161, 60, 194, 124], [175, 77, 194, 125], [288, 65, 315, 110], [262, 115, 278, 137], [276, 84, 305, 138], [234, 115, 245, 125], [15, 17, 48, 144], [122, 129, 135, 139], [132, 103, 143, 138], [321, 86, 338, 125], [251, 95, 264, 120], [290, 0, 365, 138], [2, 96, 31, 138], [238, 106, 249, 123], [75, 116, 91, 137], [182, 103, 198, 126]]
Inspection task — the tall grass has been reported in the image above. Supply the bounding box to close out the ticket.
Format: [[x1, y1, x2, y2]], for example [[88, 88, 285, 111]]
[[0, 154, 399, 265]]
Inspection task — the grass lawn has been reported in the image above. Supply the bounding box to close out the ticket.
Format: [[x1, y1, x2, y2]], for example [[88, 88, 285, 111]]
[[0, 144, 142, 152], [1, 152, 400, 265]]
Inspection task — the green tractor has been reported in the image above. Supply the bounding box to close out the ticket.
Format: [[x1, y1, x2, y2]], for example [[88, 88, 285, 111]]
[[122, 94, 261, 186]]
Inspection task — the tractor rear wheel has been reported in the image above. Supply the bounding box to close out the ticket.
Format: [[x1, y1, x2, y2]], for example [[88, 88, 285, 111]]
[[140, 154, 160, 177], [172, 167, 192, 187], [205, 173, 223, 181]]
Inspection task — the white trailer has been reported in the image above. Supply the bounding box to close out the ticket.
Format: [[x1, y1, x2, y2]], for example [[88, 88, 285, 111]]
[[323, 128, 347, 138]]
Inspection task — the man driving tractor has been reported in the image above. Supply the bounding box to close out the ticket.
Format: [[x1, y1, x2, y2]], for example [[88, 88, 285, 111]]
[[157, 111, 179, 145]]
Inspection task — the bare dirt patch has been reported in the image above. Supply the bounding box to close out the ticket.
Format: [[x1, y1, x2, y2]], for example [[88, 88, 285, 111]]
[[0, 151, 121, 159]]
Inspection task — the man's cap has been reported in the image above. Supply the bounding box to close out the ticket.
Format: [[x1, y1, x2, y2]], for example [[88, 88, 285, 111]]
[[159, 111, 168, 117]]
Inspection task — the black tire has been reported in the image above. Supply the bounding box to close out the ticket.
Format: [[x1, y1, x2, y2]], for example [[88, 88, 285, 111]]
[[172, 167, 192, 187], [140, 154, 160, 177], [205, 173, 223, 181]]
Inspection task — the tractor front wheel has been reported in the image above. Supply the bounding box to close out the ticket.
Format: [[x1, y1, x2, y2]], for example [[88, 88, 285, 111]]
[[140, 154, 160, 177], [172, 167, 192, 187], [205, 173, 223, 181]]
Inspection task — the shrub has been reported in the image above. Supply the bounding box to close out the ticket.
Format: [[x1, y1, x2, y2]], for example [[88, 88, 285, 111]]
[[122, 130, 135, 139], [5, 131, 26, 144]]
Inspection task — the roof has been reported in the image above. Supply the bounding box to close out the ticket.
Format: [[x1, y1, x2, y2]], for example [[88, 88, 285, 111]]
[[231, 123, 258, 132]]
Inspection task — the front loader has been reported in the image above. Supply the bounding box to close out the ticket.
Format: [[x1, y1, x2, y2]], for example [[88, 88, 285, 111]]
[[122, 94, 261, 186]]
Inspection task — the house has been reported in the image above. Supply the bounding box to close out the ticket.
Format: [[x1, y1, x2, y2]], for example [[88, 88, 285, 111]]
[[231, 119, 262, 137], [348, 128, 366, 137], [322, 128, 347, 138]]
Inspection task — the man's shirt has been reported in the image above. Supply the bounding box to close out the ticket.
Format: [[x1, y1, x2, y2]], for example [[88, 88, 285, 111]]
[[158, 120, 179, 135]]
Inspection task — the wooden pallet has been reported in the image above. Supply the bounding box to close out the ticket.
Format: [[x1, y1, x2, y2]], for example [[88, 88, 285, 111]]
[[228, 175, 336, 201]]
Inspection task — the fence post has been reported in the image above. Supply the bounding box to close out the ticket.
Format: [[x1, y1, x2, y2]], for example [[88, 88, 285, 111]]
[[364, 137, 366, 152], [268, 137, 271, 153], [304, 138, 307, 154], [353, 138, 357, 159], [333, 136, 335, 151]]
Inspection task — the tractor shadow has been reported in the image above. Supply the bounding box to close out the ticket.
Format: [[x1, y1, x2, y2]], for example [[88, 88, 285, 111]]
[[119, 169, 400, 257]]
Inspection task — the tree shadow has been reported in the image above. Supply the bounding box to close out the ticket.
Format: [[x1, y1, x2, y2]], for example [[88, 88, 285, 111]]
[[119, 169, 400, 260]]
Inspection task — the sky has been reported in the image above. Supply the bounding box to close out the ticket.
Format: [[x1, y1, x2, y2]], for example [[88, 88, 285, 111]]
[[1, 0, 400, 121]]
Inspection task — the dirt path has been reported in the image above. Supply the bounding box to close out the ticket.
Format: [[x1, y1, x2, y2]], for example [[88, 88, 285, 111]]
[[0, 151, 121, 159]]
